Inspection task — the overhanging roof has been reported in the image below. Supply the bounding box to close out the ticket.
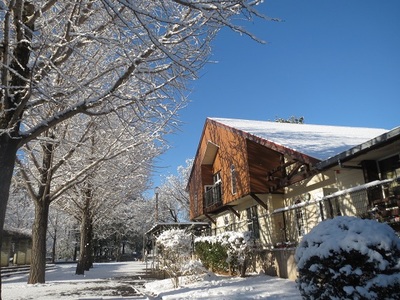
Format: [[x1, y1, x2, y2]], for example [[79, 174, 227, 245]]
[[202, 141, 219, 165], [3, 227, 32, 240], [145, 222, 210, 236], [316, 126, 400, 170]]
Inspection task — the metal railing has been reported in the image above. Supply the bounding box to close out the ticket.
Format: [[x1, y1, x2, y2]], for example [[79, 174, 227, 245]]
[[204, 182, 222, 208]]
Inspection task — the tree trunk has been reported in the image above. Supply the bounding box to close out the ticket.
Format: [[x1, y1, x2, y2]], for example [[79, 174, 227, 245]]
[[240, 256, 248, 278], [28, 199, 50, 284], [28, 141, 55, 284], [0, 136, 19, 297], [73, 243, 78, 262], [51, 227, 57, 264], [76, 204, 93, 275], [76, 217, 88, 275], [84, 220, 93, 271], [50, 212, 59, 264], [115, 234, 122, 262], [0, 137, 19, 243]]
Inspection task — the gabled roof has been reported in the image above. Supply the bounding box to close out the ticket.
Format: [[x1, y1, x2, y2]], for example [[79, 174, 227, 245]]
[[210, 118, 389, 161]]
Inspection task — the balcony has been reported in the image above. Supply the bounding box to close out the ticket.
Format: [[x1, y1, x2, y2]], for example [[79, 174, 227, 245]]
[[204, 182, 222, 211]]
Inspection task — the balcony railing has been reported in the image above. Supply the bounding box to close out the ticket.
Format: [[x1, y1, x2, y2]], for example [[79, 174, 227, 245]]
[[204, 182, 222, 209]]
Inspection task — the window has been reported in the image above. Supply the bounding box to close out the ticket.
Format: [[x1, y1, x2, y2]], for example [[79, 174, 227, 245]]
[[379, 155, 400, 180], [379, 155, 400, 198], [204, 172, 222, 208], [320, 188, 341, 220], [213, 172, 221, 184], [194, 191, 198, 215], [231, 164, 237, 195], [224, 216, 229, 225], [246, 206, 260, 239], [321, 197, 342, 219], [224, 215, 233, 231], [294, 200, 305, 237]]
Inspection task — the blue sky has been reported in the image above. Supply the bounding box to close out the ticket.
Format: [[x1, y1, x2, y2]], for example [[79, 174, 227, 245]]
[[151, 0, 400, 191]]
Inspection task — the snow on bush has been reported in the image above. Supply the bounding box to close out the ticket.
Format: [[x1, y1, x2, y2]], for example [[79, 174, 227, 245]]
[[157, 228, 192, 255], [195, 231, 254, 276], [156, 229, 206, 288], [295, 216, 400, 300], [180, 259, 210, 284]]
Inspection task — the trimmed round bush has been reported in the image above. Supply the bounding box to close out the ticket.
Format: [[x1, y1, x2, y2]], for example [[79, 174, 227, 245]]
[[295, 216, 400, 300]]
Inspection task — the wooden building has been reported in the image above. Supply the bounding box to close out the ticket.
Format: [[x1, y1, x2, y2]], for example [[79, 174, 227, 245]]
[[187, 118, 400, 279]]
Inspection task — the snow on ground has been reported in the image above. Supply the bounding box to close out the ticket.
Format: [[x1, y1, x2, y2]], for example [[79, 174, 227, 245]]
[[2, 261, 149, 300], [144, 272, 302, 300], [2, 261, 302, 299]]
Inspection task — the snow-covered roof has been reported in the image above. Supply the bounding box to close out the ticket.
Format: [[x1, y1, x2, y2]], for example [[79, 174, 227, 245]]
[[145, 222, 210, 236], [3, 227, 32, 238], [210, 118, 389, 161]]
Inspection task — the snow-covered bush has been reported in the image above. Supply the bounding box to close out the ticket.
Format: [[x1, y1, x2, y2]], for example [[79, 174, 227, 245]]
[[295, 216, 400, 300], [195, 231, 254, 276], [156, 229, 202, 288], [180, 259, 209, 284]]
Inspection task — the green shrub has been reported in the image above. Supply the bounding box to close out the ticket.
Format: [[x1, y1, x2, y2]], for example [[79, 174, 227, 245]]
[[194, 231, 254, 276], [194, 240, 229, 273]]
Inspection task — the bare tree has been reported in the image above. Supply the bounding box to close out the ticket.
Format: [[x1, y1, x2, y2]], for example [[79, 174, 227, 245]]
[[47, 206, 78, 262], [68, 164, 150, 275], [157, 158, 193, 222], [0, 0, 266, 293], [53, 117, 157, 276], [5, 175, 34, 230], [16, 111, 160, 282], [0, 0, 265, 238], [94, 196, 154, 262]]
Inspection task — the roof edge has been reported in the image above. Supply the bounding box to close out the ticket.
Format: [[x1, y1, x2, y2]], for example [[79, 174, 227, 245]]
[[211, 118, 321, 165], [316, 126, 400, 170]]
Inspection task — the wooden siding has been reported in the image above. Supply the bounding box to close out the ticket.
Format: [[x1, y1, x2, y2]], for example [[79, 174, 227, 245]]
[[188, 162, 203, 220], [189, 119, 252, 219], [208, 122, 250, 204], [246, 139, 284, 193], [189, 119, 304, 219]]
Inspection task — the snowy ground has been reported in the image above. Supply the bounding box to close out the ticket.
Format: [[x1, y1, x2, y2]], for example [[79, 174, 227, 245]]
[[2, 261, 302, 299], [144, 270, 302, 300]]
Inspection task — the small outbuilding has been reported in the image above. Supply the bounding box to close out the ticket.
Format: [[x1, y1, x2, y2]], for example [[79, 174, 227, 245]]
[[1, 228, 32, 267]]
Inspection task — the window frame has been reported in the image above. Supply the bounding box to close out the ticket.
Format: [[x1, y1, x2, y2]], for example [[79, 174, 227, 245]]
[[231, 164, 237, 195], [246, 205, 260, 239]]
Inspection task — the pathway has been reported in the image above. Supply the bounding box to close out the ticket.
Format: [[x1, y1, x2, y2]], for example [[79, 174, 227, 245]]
[[2, 261, 154, 300]]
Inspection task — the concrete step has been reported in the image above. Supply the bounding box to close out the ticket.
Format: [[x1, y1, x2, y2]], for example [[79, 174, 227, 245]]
[[1, 264, 56, 277]]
